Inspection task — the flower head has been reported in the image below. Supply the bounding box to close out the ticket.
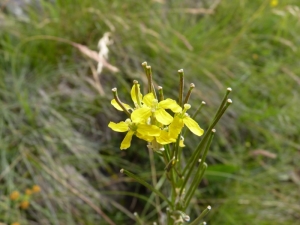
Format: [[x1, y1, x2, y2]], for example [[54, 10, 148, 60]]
[[169, 104, 204, 139], [10, 191, 20, 201], [11, 222, 21, 225], [25, 189, 32, 196], [20, 200, 30, 210], [32, 185, 41, 193], [132, 93, 182, 125], [270, 0, 278, 7], [108, 119, 161, 149]]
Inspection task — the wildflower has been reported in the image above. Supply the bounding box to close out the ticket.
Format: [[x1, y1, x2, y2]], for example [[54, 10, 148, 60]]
[[132, 92, 182, 125], [11, 222, 21, 225], [32, 185, 41, 193], [10, 191, 20, 201], [111, 82, 143, 112], [169, 104, 204, 139], [20, 200, 30, 210], [270, 0, 278, 7], [108, 119, 161, 149], [25, 189, 32, 195]]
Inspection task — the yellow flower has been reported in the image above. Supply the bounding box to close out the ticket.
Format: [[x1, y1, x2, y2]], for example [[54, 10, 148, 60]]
[[25, 189, 32, 195], [169, 104, 204, 139], [11, 222, 21, 225], [108, 119, 161, 149], [156, 129, 177, 145], [20, 200, 30, 210], [131, 93, 182, 125], [32, 185, 41, 193], [270, 0, 278, 7], [10, 191, 20, 201], [111, 83, 143, 112]]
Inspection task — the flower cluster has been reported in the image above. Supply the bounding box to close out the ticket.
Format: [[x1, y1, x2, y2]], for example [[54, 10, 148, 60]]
[[108, 63, 204, 150], [9, 185, 41, 210]]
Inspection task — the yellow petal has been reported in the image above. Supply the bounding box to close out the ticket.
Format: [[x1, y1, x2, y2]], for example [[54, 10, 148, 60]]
[[158, 99, 182, 113], [120, 130, 135, 150], [183, 117, 204, 136], [155, 108, 173, 125], [156, 130, 176, 145], [136, 132, 154, 142], [169, 116, 184, 139], [131, 84, 143, 105], [108, 121, 129, 132], [143, 93, 155, 106], [131, 108, 152, 123], [111, 99, 132, 111], [179, 139, 185, 147], [137, 124, 161, 136]]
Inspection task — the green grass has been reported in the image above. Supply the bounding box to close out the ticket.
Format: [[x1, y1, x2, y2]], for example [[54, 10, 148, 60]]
[[0, 0, 300, 224]]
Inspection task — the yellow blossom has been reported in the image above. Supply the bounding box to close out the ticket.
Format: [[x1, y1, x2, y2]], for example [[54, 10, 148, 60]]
[[25, 189, 32, 195], [20, 200, 30, 210], [108, 119, 161, 149], [169, 104, 204, 139], [132, 93, 182, 125], [32, 185, 41, 193], [111, 83, 143, 112], [270, 0, 278, 7], [10, 191, 20, 201], [11, 222, 21, 225]]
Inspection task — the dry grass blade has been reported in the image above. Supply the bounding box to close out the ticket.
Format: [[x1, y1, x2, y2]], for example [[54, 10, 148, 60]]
[[250, 149, 277, 159], [71, 42, 119, 73]]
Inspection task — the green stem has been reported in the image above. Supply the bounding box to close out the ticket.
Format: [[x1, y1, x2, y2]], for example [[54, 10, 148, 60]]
[[191, 101, 206, 121], [189, 206, 211, 225], [148, 147, 162, 217], [178, 69, 184, 106], [142, 62, 151, 93], [180, 99, 232, 196], [158, 86, 164, 101], [184, 130, 216, 208], [164, 144, 177, 206], [112, 88, 131, 117], [184, 163, 207, 210], [183, 90, 232, 176], [212, 88, 232, 121], [120, 169, 172, 207], [146, 65, 157, 99], [183, 83, 195, 105]]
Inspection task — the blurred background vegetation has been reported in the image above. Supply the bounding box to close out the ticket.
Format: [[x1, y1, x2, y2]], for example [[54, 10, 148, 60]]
[[0, 0, 299, 224]]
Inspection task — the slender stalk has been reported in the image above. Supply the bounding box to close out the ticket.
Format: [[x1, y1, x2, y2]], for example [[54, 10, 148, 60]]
[[189, 206, 211, 225], [120, 169, 172, 207], [133, 212, 144, 225], [158, 86, 164, 101], [142, 62, 151, 93], [164, 156, 176, 172], [174, 134, 181, 161], [212, 88, 232, 121], [191, 101, 206, 120], [198, 129, 216, 170], [183, 94, 232, 175], [178, 69, 184, 106], [112, 88, 131, 117], [164, 144, 177, 206], [184, 130, 216, 208], [148, 147, 162, 216], [180, 99, 232, 196], [183, 83, 195, 105], [146, 65, 157, 99], [184, 163, 207, 209]]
